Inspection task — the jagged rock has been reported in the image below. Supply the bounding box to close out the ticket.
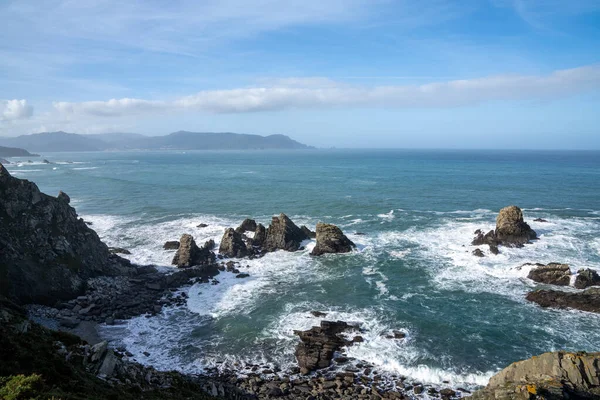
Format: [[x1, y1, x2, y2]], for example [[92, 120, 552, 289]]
[[264, 213, 309, 252], [294, 321, 355, 374], [472, 206, 537, 248], [163, 240, 180, 250], [0, 164, 132, 305], [471, 351, 600, 399], [253, 223, 267, 247], [171, 234, 215, 268], [526, 287, 600, 313], [218, 228, 248, 258], [235, 218, 257, 234], [300, 225, 316, 239], [472, 248, 485, 257], [527, 263, 571, 286], [574, 268, 600, 289], [310, 223, 355, 256], [108, 247, 131, 255]]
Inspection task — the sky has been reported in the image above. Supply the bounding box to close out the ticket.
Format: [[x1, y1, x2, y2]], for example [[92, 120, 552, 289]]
[[1, 0, 599, 149]]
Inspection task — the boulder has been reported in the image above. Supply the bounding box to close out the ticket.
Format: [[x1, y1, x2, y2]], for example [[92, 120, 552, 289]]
[[235, 218, 257, 234], [163, 241, 180, 250], [171, 234, 215, 268], [310, 223, 355, 256], [294, 321, 355, 374], [471, 351, 600, 399], [526, 287, 600, 313], [300, 225, 316, 239], [472, 206, 537, 248], [527, 263, 571, 286], [218, 228, 248, 258], [472, 248, 485, 257], [264, 213, 309, 252], [574, 268, 600, 289], [0, 164, 132, 305]]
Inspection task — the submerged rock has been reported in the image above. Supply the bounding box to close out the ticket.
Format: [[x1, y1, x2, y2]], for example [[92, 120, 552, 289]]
[[472, 206, 537, 248], [471, 351, 600, 399], [526, 287, 600, 313], [294, 320, 355, 374], [574, 268, 600, 289], [172, 234, 215, 268], [0, 163, 132, 305], [527, 263, 571, 286], [218, 228, 248, 258], [264, 213, 309, 252], [310, 223, 355, 256]]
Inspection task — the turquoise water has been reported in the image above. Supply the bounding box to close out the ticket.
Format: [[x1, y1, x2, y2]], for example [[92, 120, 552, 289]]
[[6, 150, 600, 388]]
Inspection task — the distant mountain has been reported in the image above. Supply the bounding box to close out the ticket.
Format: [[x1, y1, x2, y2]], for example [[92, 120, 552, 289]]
[[0, 131, 313, 152], [0, 145, 39, 157]]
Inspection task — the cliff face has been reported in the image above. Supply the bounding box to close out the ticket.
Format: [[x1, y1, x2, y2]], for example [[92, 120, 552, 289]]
[[0, 163, 131, 305]]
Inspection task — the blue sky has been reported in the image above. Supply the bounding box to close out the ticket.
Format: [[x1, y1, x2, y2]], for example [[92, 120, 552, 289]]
[[1, 0, 599, 148]]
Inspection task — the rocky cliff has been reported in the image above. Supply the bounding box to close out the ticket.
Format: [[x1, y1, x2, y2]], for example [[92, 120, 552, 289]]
[[0, 163, 132, 305]]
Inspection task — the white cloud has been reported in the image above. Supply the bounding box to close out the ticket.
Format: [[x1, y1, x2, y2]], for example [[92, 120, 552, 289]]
[[1, 99, 33, 121], [53, 65, 600, 117]]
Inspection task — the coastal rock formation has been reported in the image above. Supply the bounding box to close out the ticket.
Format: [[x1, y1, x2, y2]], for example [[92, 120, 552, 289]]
[[574, 268, 600, 289], [294, 321, 356, 374], [526, 287, 600, 313], [472, 206, 537, 248], [236, 218, 257, 234], [172, 234, 215, 268], [264, 213, 310, 252], [0, 163, 132, 305], [163, 240, 180, 250], [252, 223, 267, 248], [471, 351, 600, 399], [310, 223, 355, 256], [300, 225, 316, 239], [219, 228, 248, 258], [527, 263, 571, 286]]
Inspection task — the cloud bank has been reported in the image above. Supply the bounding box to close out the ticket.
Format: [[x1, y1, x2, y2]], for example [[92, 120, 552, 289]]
[[53, 65, 600, 117], [1, 99, 33, 121]]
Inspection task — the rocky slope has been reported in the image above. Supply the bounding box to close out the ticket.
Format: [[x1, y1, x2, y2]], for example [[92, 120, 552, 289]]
[[0, 162, 133, 305]]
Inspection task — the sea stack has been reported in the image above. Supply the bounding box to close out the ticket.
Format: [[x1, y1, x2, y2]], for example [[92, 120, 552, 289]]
[[310, 223, 355, 256]]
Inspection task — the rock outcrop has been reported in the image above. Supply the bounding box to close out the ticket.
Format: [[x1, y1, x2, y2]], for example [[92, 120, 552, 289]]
[[527, 263, 571, 286], [252, 223, 267, 248], [472, 206, 537, 248], [236, 218, 257, 234], [300, 225, 316, 239], [218, 228, 248, 258], [171, 234, 215, 268], [163, 240, 180, 250], [0, 163, 132, 305], [294, 321, 356, 374], [263, 213, 310, 252], [526, 287, 600, 313], [471, 351, 600, 399], [310, 223, 355, 256], [575, 268, 600, 289]]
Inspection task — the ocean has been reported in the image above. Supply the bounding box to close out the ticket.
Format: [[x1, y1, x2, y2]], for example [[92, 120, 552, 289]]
[[5, 149, 600, 390]]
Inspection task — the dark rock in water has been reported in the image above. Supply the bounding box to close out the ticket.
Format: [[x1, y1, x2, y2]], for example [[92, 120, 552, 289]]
[[472, 248, 485, 257], [355, 232, 366, 236], [218, 228, 248, 258], [527, 263, 571, 286], [163, 240, 180, 250], [294, 320, 355, 374], [172, 234, 215, 268], [526, 287, 600, 313], [310, 311, 328, 318], [574, 268, 600, 289], [533, 218, 548, 222], [235, 273, 250, 279], [264, 213, 309, 252], [471, 351, 600, 399], [108, 247, 131, 255], [300, 225, 316, 239], [310, 223, 355, 256], [42, 159, 51, 164], [489, 244, 499, 255], [472, 206, 537, 248], [235, 218, 257, 234], [0, 164, 132, 305], [197, 223, 208, 228], [85, 221, 93, 226]]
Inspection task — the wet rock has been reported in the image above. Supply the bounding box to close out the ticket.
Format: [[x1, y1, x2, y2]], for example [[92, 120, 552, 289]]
[[197, 223, 208, 228], [533, 218, 548, 222], [172, 234, 215, 268], [527, 263, 571, 286], [42, 159, 51, 164], [310, 311, 328, 318], [526, 287, 600, 313], [264, 213, 309, 252], [108, 247, 131, 255], [294, 321, 355, 374], [310, 223, 355, 256], [236, 218, 257, 234], [235, 273, 250, 279], [471, 351, 600, 399], [574, 268, 600, 289], [489, 244, 499, 255], [472, 206, 537, 248], [163, 240, 180, 250], [472, 248, 485, 257], [219, 228, 248, 258], [300, 225, 316, 239]]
